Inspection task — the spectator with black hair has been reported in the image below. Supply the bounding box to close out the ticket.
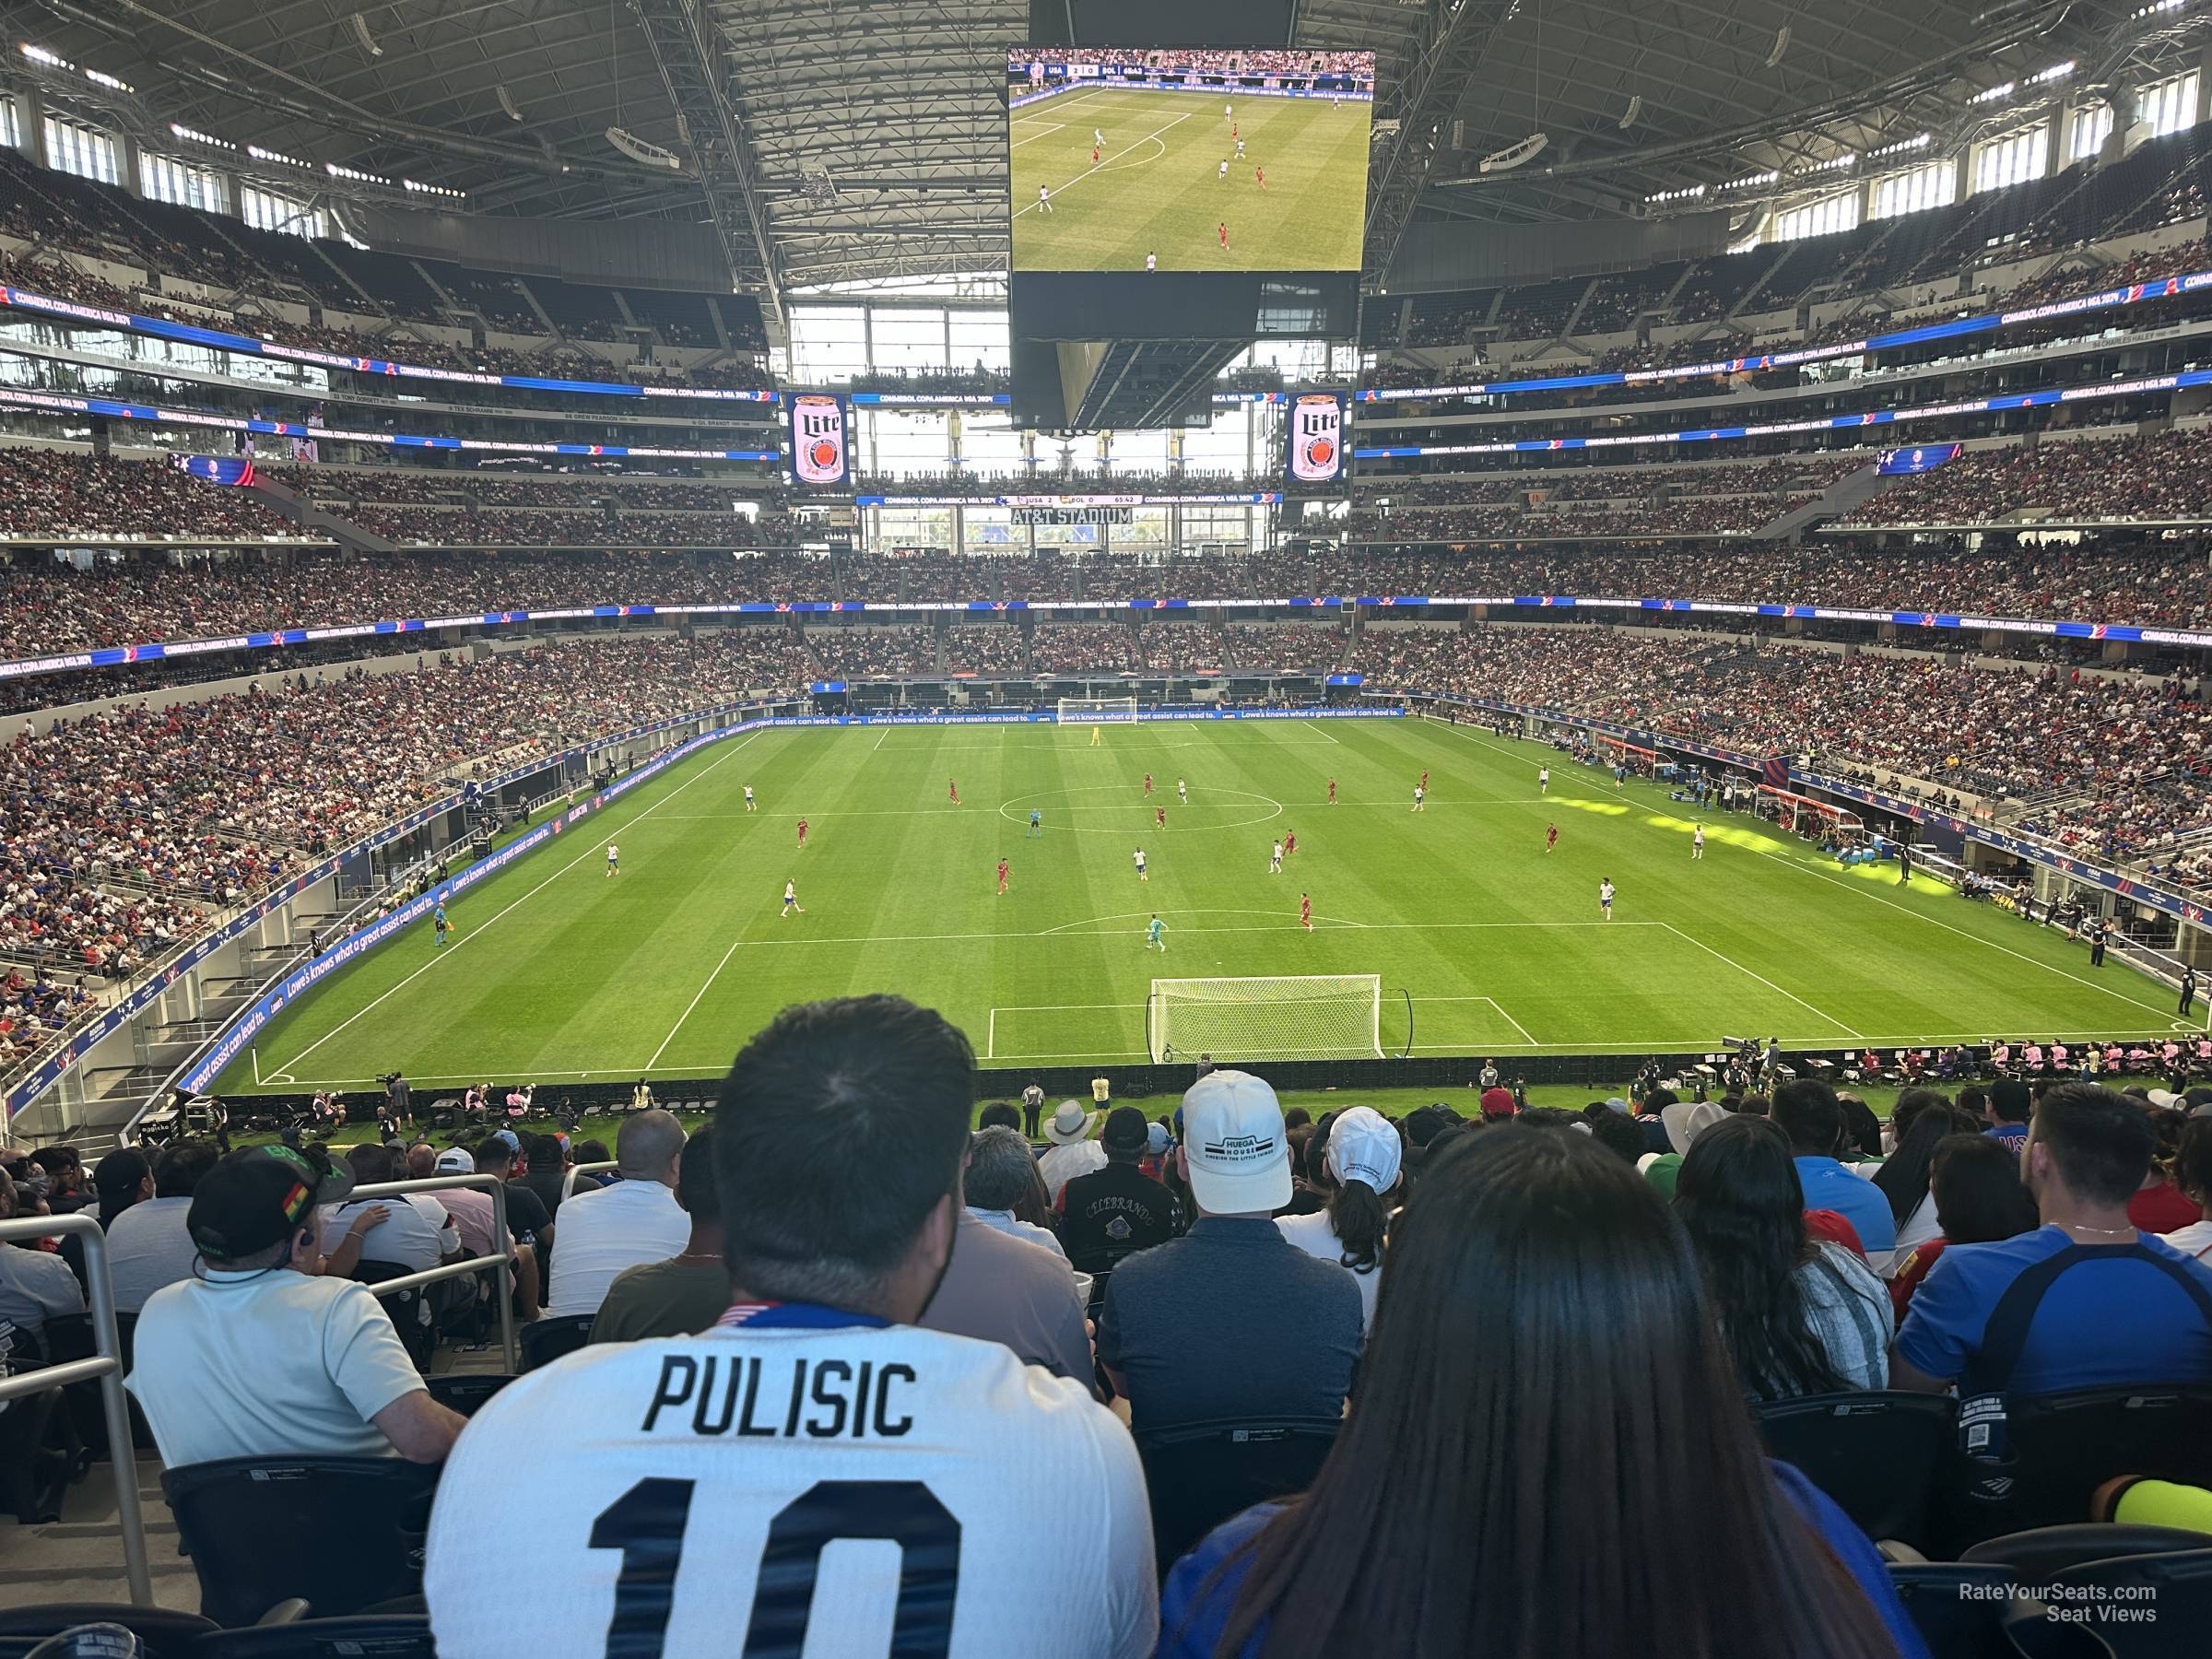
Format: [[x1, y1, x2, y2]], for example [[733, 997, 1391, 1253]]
[[2162, 1114, 2212, 1260], [1581, 1100, 1650, 1166], [0, 1167, 85, 1345], [963, 1124, 1066, 1256], [1873, 1091, 1982, 1266], [128, 1146, 465, 1465], [1676, 1116, 1892, 1399], [1892, 1083, 2212, 1394], [1098, 1071, 1361, 1433], [1275, 1106, 1400, 1335], [590, 1125, 727, 1343], [1772, 1078, 1898, 1270], [547, 1110, 688, 1319], [475, 1134, 551, 1269], [29, 1147, 87, 1215], [106, 1137, 220, 1314], [1887, 1135, 2041, 1321], [2128, 1104, 2202, 1234], [1158, 1125, 1923, 1659], [977, 1100, 1022, 1133], [90, 1147, 152, 1230], [425, 994, 1157, 1655], [1983, 1078, 2033, 1149], [1061, 1105, 1181, 1281], [319, 1142, 462, 1275]]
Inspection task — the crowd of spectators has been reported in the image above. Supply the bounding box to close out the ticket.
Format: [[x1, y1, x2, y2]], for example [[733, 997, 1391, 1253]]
[[0, 450, 297, 544], [1835, 427, 2212, 529]]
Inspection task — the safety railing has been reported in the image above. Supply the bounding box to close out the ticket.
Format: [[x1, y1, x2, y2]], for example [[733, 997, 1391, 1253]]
[[561, 1160, 620, 1201], [0, 1212, 151, 1605], [341, 1174, 520, 1374]]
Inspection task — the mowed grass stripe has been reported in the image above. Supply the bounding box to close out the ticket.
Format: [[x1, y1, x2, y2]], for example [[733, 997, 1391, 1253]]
[[230, 719, 2191, 1092]]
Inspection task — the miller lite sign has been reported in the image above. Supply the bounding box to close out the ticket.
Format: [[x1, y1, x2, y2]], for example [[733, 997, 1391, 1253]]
[[789, 394, 851, 487], [1286, 392, 1347, 485]]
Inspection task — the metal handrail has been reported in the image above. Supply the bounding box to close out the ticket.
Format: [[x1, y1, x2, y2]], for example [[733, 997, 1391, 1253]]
[[0, 1212, 151, 1605], [340, 1174, 518, 1374], [560, 1160, 620, 1201]]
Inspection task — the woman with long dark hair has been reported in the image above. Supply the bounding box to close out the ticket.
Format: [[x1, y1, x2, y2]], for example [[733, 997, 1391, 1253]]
[[1677, 1115, 1892, 1399], [1159, 1128, 1924, 1659], [1872, 1091, 1979, 1265], [1887, 1134, 2041, 1320]]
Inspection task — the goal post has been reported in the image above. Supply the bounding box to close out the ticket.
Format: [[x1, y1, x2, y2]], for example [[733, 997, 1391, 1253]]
[[1057, 696, 1138, 725], [1147, 974, 1384, 1063]]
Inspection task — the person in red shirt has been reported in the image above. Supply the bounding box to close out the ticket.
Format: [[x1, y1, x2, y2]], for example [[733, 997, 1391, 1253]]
[[1546, 822, 1559, 853], [1326, 778, 1336, 805], [1282, 830, 1297, 857], [1254, 166, 1265, 190], [1091, 146, 1100, 164], [947, 778, 960, 806], [1300, 892, 1312, 932], [1144, 773, 1153, 795], [996, 858, 1009, 897], [1218, 221, 1229, 250], [1419, 770, 1429, 792], [795, 817, 808, 851], [1155, 806, 1166, 829]]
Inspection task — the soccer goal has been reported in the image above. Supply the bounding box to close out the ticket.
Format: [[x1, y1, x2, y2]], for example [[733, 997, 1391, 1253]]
[[1057, 696, 1138, 725], [1147, 975, 1384, 1064]]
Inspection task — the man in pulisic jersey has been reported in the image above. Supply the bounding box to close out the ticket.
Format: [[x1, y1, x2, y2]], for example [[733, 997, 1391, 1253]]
[[425, 996, 1155, 1657]]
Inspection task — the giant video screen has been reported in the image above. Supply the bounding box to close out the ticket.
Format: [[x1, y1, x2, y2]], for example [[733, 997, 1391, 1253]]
[[1007, 48, 1374, 273]]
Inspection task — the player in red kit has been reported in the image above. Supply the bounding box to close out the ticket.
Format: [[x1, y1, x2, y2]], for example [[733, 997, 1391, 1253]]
[[1327, 777, 1337, 805], [1419, 769, 1429, 792], [1282, 830, 1297, 858], [1546, 822, 1559, 854], [1218, 221, 1229, 250], [1255, 166, 1265, 190], [1091, 146, 1100, 164], [996, 858, 1009, 896], [1144, 772, 1153, 795], [1155, 805, 1166, 829], [948, 778, 960, 806], [1300, 892, 1312, 932], [796, 817, 809, 851]]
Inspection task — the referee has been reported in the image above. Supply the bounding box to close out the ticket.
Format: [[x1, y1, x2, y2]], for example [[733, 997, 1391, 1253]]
[[1020, 1080, 1044, 1140], [2088, 918, 2108, 969]]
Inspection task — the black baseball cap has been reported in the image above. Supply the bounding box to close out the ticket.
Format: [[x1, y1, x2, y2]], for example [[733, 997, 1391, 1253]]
[[186, 1146, 354, 1263], [1100, 1105, 1149, 1154]]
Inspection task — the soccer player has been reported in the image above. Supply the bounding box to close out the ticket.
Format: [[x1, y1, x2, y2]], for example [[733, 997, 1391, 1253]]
[[1094, 127, 1104, 146], [1038, 183, 1053, 214], [1412, 784, 1425, 812], [1147, 914, 1167, 951], [1091, 145, 1100, 165], [1218, 159, 1230, 182], [743, 784, 757, 812], [1144, 772, 1153, 795], [1539, 765, 1550, 794], [1692, 823, 1706, 861], [1235, 137, 1246, 159], [605, 841, 619, 877], [1255, 165, 1265, 190], [782, 878, 803, 916], [1283, 830, 1297, 858], [1146, 251, 1157, 272], [1089, 724, 1102, 747], [1029, 806, 1043, 838], [1155, 805, 1167, 830], [1599, 877, 1616, 921], [1177, 778, 1187, 804], [997, 858, 1010, 897], [1326, 777, 1336, 805], [948, 778, 960, 806], [796, 817, 808, 851], [1218, 221, 1229, 251], [1269, 840, 1283, 875], [432, 895, 451, 947], [1135, 846, 1147, 882], [1224, 100, 1232, 122], [1546, 823, 1559, 854], [1300, 892, 1312, 933], [1420, 769, 1430, 793]]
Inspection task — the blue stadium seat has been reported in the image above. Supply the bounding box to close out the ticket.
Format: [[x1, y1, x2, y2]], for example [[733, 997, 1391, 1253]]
[[1135, 1416, 1339, 1576], [1754, 1390, 1957, 1551], [0, 1605, 215, 1659], [1945, 1388, 2212, 1550]]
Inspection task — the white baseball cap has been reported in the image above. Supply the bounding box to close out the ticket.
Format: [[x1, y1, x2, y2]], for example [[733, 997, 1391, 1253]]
[[1181, 1069, 1292, 1213], [1324, 1106, 1402, 1194], [434, 1147, 474, 1174]]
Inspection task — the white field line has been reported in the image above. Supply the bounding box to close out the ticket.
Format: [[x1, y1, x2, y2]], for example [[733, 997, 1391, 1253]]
[[1011, 112, 1193, 217], [1657, 920, 1864, 1040]]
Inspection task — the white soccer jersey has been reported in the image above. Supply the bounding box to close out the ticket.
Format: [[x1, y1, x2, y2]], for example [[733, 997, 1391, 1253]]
[[426, 1324, 1156, 1657], [607, 843, 619, 861]]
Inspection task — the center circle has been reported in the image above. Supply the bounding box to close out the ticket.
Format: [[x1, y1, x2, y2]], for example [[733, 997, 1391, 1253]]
[[997, 782, 1284, 835]]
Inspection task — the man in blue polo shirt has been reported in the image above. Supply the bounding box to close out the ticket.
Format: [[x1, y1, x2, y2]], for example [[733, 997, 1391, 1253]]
[[1983, 1078, 2032, 1149], [1772, 1078, 1897, 1271], [1891, 1084, 2212, 1396]]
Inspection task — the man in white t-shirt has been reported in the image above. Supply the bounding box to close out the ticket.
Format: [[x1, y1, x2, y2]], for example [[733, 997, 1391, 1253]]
[[546, 1110, 690, 1318], [318, 1143, 461, 1274], [425, 994, 1155, 1658], [126, 1146, 465, 1468], [106, 1138, 222, 1315]]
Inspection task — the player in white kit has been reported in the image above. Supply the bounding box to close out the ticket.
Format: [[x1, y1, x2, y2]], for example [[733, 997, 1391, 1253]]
[[606, 842, 619, 877], [1538, 766, 1549, 794], [1692, 824, 1706, 861]]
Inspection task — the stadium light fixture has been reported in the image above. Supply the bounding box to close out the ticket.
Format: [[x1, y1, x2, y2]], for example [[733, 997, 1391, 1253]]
[[1645, 183, 1706, 203], [1802, 152, 1858, 173], [1478, 133, 1549, 173], [1867, 133, 1931, 159], [327, 161, 394, 186], [19, 43, 69, 69], [350, 13, 383, 57], [247, 144, 309, 169], [1721, 169, 1781, 190], [606, 125, 682, 170], [85, 67, 131, 93], [402, 178, 466, 199], [170, 123, 234, 151], [2028, 61, 2076, 87], [1970, 81, 2018, 104]]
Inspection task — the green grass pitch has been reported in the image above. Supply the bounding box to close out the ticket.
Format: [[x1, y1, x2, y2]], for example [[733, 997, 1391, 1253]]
[[1007, 88, 1371, 272], [223, 716, 2195, 1100]]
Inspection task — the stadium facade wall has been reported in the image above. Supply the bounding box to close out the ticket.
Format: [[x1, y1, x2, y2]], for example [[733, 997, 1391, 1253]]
[[1387, 210, 1732, 293], [348, 206, 731, 296]]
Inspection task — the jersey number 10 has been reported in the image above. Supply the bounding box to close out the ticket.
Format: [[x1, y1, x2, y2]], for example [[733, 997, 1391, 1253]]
[[591, 1476, 961, 1656]]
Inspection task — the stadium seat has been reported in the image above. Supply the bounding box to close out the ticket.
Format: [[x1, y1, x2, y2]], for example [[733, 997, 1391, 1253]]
[[424, 1373, 513, 1417], [1943, 1389, 2212, 1550], [1134, 1416, 1340, 1575], [1883, 1564, 2078, 1659], [349, 1260, 440, 1371], [1754, 1390, 1956, 1550], [2046, 1548, 2212, 1659], [0, 1605, 215, 1659], [191, 1614, 438, 1657], [1961, 1524, 2212, 1577], [519, 1313, 595, 1371], [0, 1380, 71, 1524], [160, 1456, 440, 1627]]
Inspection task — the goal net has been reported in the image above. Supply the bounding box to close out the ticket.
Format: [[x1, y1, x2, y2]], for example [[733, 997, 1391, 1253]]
[[1057, 697, 1138, 725], [1147, 975, 1383, 1064]]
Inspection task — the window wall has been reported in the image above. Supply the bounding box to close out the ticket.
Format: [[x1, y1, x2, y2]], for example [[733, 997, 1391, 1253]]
[[1972, 124, 2048, 194], [1868, 159, 1957, 222], [0, 96, 18, 151], [140, 152, 225, 213], [240, 184, 322, 239], [41, 113, 119, 185], [2068, 102, 2115, 162], [2140, 71, 2202, 140]]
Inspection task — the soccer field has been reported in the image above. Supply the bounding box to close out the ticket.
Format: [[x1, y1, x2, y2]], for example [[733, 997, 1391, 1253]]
[[1008, 88, 1371, 272], [223, 715, 2193, 1098]]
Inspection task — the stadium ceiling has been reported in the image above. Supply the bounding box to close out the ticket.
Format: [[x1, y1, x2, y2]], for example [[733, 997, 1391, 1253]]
[[4, 0, 2194, 304]]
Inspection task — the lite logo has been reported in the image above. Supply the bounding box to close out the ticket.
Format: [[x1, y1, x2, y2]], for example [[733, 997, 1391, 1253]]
[[1289, 394, 1343, 482], [792, 395, 848, 484]]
